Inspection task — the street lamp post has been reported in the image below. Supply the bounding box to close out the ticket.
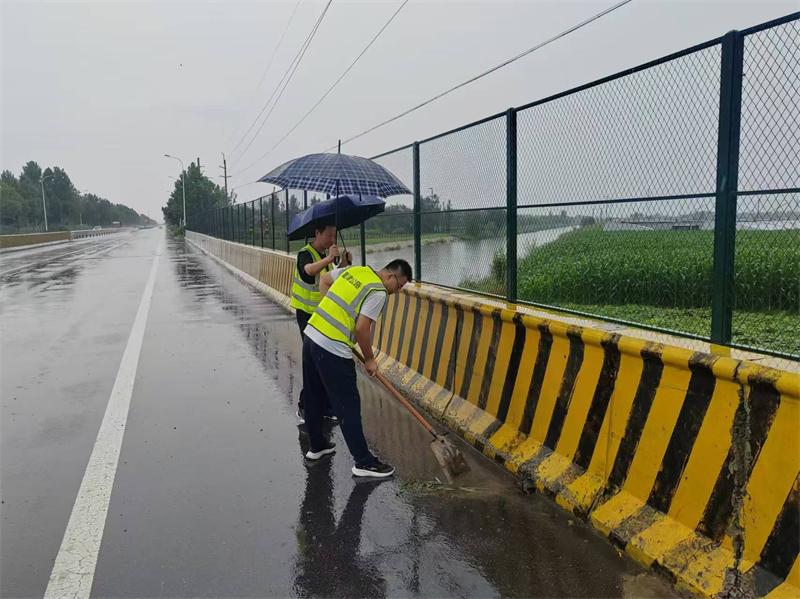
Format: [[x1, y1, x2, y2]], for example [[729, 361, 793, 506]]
[[40, 174, 54, 232], [164, 154, 187, 228], [79, 189, 89, 227]]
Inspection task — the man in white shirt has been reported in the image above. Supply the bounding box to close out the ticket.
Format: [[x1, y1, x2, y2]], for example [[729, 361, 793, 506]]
[[302, 259, 412, 478]]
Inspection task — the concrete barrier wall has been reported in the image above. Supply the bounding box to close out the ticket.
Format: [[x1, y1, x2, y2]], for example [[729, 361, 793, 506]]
[[187, 231, 799, 598], [187, 232, 294, 306], [373, 285, 799, 598], [0, 231, 70, 248]]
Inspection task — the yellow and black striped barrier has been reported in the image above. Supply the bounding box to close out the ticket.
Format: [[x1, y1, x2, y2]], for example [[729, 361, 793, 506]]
[[374, 285, 799, 599], [186, 231, 799, 598]]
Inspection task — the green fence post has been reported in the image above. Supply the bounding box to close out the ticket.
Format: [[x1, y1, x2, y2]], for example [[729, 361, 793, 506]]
[[360, 222, 366, 266], [413, 142, 421, 282], [271, 194, 276, 249], [711, 30, 744, 345], [260, 197, 264, 247], [251, 201, 255, 245], [285, 189, 291, 253], [506, 107, 518, 303]]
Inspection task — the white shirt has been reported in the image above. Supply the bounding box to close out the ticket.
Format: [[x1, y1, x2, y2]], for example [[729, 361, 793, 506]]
[[304, 269, 387, 359]]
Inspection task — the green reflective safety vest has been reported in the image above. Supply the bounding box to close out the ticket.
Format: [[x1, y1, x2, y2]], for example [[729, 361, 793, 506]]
[[290, 243, 332, 314], [307, 266, 385, 348]]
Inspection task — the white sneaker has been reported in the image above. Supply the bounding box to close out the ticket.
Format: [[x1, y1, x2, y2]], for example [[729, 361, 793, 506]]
[[305, 443, 336, 460], [296, 410, 305, 424]]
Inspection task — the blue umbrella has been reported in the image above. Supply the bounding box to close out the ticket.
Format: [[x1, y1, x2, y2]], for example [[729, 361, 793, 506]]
[[288, 195, 385, 241], [258, 153, 410, 198]]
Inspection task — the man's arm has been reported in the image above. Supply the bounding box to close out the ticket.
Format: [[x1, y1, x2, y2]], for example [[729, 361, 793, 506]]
[[304, 246, 339, 277], [318, 272, 334, 298], [355, 314, 377, 376]]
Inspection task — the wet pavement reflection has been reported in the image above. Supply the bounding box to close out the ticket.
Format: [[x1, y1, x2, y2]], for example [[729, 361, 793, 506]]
[[2, 231, 679, 598], [150, 239, 679, 598]]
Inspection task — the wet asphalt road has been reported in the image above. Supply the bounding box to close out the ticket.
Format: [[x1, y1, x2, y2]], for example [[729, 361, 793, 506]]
[[0, 229, 679, 598]]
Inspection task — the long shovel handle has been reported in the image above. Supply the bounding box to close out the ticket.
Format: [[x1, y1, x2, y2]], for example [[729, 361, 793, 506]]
[[353, 350, 438, 438]]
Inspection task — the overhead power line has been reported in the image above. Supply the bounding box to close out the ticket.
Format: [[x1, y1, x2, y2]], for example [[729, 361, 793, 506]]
[[229, 0, 332, 160], [226, 0, 303, 148], [324, 0, 633, 152], [255, 0, 303, 91], [232, 0, 409, 178]]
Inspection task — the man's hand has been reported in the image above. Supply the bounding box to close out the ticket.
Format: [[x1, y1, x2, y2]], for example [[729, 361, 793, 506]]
[[327, 245, 340, 263], [339, 250, 352, 267], [364, 357, 378, 377]]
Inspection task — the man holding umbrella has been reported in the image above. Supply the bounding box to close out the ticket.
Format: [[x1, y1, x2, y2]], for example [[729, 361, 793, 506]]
[[291, 220, 349, 422]]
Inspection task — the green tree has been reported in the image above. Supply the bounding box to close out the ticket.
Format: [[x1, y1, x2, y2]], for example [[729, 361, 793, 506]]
[[162, 162, 229, 227], [1, 161, 147, 231], [0, 180, 26, 229]]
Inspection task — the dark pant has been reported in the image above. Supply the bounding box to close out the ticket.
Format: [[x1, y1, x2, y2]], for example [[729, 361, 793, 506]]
[[296, 310, 312, 411], [302, 336, 375, 467], [296, 310, 312, 336]]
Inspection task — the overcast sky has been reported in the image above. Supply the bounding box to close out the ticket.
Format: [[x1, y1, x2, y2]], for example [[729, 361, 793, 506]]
[[2, 0, 796, 221]]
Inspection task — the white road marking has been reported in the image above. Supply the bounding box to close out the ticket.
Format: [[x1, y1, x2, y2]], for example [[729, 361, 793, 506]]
[[44, 240, 163, 599]]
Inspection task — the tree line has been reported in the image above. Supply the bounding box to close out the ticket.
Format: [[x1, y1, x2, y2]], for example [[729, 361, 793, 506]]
[[1, 161, 154, 233], [164, 162, 231, 228]]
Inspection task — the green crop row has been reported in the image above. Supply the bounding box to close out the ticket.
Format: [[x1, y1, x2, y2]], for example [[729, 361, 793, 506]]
[[511, 227, 798, 311]]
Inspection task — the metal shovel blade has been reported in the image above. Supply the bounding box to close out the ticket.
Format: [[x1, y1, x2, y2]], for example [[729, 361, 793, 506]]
[[430, 434, 470, 477]]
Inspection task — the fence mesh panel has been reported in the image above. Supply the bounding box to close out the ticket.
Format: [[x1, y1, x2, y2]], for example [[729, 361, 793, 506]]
[[418, 115, 506, 287], [420, 116, 506, 210], [189, 16, 798, 359], [732, 192, 800, 355], [739, 19, 800, 191], [517, 45, 721, 204]]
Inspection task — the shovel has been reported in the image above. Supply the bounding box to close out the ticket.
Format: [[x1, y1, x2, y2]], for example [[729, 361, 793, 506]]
[[353, 349, 469, 478]]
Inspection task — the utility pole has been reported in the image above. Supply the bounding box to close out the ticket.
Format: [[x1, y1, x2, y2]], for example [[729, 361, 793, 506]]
[[219, 153, 229, 201], [40, 174, 54, 231]]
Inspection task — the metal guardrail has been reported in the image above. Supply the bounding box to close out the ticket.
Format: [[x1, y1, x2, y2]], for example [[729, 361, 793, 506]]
[[190, 13, 799, 360], [70, 229, 119, 240]]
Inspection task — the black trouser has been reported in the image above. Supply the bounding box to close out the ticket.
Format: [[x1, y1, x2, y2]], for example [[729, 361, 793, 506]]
[[296, 310, 312, 411], [296, 310, 333, 415], [302, 336, 376, 467]]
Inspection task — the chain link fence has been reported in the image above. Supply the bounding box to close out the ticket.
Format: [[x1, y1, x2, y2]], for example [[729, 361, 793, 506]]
[[190, 13, 798, 359]]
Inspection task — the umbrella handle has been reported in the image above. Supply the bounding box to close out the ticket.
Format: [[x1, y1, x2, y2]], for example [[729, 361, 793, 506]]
[[335, 230, 348, 266]]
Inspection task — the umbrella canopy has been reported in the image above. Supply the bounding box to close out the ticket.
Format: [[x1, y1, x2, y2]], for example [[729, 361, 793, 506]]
[[259, 153, 410, 198], [287, 194, 385, 241]]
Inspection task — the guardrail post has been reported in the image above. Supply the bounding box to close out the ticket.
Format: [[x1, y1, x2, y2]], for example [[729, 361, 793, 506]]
[[413, 141, 421, 282], [711, 30, 744, 345], [506, 107, 518, 303], [251, 201, 256, 245]]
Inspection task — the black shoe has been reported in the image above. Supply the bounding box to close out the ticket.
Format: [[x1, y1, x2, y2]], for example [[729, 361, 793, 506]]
[[305, 443, 336, 460], [352, 460, 394, 478]]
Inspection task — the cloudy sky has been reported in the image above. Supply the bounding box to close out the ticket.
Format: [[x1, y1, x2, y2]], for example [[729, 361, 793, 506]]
[[2, 0, 795, 220]]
